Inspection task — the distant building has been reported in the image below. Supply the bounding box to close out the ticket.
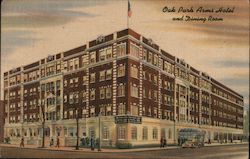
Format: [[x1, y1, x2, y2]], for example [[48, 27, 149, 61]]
[[243, 109, 249, 139], [3, 28, 244, 147], [0, 100, 4, 142]]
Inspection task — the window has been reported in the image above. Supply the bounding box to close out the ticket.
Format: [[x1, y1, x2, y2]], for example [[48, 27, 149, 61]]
[[64, 95, 67, 103], [118, 126, 126, 140], [153, 75, 157, 85], [142, 127, 148, 140], [131, 85, 138, 97], [106, 87, 112, 99], [100, 88, 105, 99], [90, 107, 95, 117], [118, 103, 126, 115], [99, 71, 105, 81], [106, 105, 112, 116], [90, 90, 95, 100], [83, 76, 88, 85], [143, 49, 147, 60], [131, 127, 137, 140], [89, 127, 95, 138], [68, 127, 76, 137], [69, 93, 74, 104], [130, 44, 139, 57], [159, 58, 163, 69], [99, 49, 106, 61], [100, 106, 105, 115], [117, 85, 125, 97], [82, 91, 87, 102], [143, 88, 146, 98], [161, 128, 166, 138], [82, 55, 88, 67], [131, 105, 138, 116], [117, 43, 126, 57], [106, 69, 112, 80], [74, 58, 79, 69], [106, 47, 112, 59], [69, 59, 74, 71], [131, 66, 138, 78], [118, 65, 125, 77], [153, 128, 158, 140], [153, 54, 158, 66], [103, 126, 109, 140], [90, 73, 95, 83], [90, 52, 96, 63], [148, 52, 152, 63]]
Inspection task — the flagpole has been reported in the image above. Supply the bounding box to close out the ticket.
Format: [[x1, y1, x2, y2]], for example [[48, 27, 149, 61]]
[[127, 0, 129, 29]]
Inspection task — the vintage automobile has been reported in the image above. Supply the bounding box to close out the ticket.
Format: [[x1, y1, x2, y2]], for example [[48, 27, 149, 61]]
[[179, 128, 205, 148]]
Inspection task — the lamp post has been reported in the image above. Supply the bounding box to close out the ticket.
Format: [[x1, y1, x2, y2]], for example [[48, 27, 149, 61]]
[[98, 113, 101, 151], [173, 119, 176, 145], [40, 104, 45, 148], [75, 108, 79, 150]]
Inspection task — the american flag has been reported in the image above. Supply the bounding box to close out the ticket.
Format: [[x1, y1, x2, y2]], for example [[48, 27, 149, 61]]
[[128, 0, 132, 17]]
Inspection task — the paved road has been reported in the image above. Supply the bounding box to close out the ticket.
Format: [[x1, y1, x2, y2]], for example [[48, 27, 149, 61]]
[[0, 144, 248, 158]]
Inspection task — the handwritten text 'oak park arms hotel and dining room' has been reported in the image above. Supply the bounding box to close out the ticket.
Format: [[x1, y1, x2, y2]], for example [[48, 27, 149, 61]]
[[162, 6, 235, 23]]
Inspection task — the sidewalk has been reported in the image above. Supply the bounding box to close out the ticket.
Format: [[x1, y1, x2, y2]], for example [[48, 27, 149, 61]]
[[0, 142, 248, 153]]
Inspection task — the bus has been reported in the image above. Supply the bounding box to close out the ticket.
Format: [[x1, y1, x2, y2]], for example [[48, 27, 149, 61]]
[[178, 128, 205, 148]]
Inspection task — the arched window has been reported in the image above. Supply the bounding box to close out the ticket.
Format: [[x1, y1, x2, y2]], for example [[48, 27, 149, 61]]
[[153, 127, 158, 140], [161, 128, 166, 138], [103, 126, 109, 140], [118, 126, 126, 140], [89, 127, 95, 138], [131, 127, 137, 140]]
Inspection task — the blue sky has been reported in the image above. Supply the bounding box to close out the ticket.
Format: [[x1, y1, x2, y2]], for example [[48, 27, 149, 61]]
[[1, 0, 249, 110]]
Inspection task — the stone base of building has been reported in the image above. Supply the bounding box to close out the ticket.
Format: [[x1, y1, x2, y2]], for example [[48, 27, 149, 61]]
[[4, 116, 243, 148]]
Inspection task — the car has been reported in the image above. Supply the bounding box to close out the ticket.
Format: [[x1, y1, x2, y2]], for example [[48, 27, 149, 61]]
[[182, 140, 204, 148]]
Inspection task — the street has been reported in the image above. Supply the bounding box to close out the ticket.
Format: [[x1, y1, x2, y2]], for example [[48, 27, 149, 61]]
[[0, 144, 248, 159]]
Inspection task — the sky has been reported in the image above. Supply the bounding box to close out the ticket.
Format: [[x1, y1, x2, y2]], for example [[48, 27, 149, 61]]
[[1, 0, 249, 110]]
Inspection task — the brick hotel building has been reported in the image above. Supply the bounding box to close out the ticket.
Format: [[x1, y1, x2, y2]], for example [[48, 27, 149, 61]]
[[3, 28, 244, 147]]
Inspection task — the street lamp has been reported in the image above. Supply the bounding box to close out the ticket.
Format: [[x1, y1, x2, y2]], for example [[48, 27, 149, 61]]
[[75, 108, 79, 150], [173, 119, 176, 145], [98, 113, 101, 151]]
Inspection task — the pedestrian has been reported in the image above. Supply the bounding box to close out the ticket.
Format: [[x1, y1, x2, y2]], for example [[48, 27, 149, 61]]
[[208, 138, 211, 144], [50, 138, 54, 147], [90, 137, 95, 151], [230, 138, 233, 143], [160, 137, 163, 148], [56, 137, 60, 148], [20, 137, 24, 148], [163, 138, 167, 147]]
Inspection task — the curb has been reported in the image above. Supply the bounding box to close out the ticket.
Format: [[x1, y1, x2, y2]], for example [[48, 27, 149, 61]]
[[0, 143, 248, 153]]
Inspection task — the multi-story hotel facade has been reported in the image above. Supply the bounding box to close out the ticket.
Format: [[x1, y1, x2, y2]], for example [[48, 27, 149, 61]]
[[3, 28, 244, 147]]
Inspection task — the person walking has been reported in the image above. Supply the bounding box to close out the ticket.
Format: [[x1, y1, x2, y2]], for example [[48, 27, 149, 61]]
[[208, 138, 211, 144], [20, 137, 24, 148], [164, 138, 167, 147], [160, 137, 163, 148], [50, 138, 54, 147], [90, 137, 95, 151], [56, 137, 60, 148]]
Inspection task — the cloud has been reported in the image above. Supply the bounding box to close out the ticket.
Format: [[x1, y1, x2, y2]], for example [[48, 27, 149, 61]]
[[213, 60, 249, 68], [1, 30, 39, 57], [1, 0, 100, 29]]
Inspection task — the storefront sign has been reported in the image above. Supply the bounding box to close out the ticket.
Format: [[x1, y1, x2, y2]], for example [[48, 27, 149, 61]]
[[115, 115, 142, 124]]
